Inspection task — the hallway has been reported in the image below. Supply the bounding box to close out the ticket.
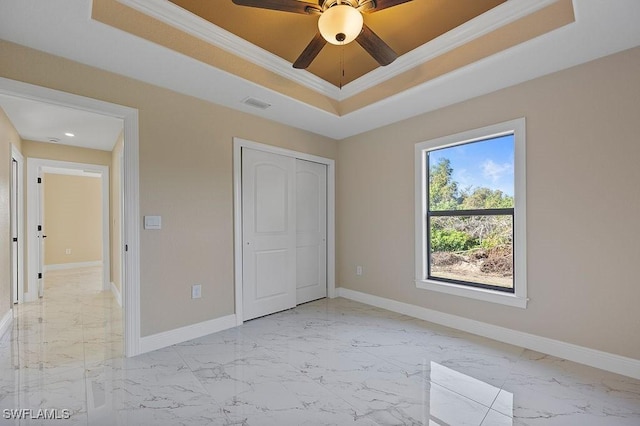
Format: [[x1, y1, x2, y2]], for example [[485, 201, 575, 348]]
[[0, 267, 122, 423]]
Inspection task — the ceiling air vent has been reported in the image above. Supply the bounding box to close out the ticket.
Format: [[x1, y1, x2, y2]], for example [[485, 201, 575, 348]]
[[242, 97, 271, 110]]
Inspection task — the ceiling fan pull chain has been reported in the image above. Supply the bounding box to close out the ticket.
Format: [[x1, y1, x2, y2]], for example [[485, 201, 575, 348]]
[[340, 44, 344, 89]]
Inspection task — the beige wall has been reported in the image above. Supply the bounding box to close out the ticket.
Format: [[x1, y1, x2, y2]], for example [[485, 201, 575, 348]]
[[110, 132, 123, 292], [0, 107, 22, 323], [43, 173, 102, 266], [0, 40, 338, 336], [337, 46, 640, 360]]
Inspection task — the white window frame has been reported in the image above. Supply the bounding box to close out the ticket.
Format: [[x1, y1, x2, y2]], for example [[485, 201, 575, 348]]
[[414, 118, 527, 308]]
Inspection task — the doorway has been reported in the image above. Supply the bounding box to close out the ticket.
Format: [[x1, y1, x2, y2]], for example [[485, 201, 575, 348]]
[[27, 159, 110, 300], [233, 138, 336, 323], [0, 76, 142, 356]]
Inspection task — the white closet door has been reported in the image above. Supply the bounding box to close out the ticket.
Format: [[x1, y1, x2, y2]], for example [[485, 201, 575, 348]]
[[242, 148, 296, 320], [295, 159, 327, 304]]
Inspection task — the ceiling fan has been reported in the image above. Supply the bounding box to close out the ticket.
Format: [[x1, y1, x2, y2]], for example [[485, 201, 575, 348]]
[[231, 0, 413, 69]]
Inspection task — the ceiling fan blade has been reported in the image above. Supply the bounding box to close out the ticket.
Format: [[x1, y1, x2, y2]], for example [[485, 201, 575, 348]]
[[293, 33, 327, 69], [366, 0, 413, 13], [232, 0, 319, 14], [355, 23, 398, 66]]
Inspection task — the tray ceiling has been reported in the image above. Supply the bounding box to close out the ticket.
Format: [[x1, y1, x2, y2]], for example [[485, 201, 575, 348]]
[[168, 0, 507, 87], [97, 0, 575, 115], [3, 0, 638, 139]]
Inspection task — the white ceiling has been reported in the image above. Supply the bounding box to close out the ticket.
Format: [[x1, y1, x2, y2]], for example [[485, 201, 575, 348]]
[[0, 94, 123, 151], [0, 0, 639, 140]]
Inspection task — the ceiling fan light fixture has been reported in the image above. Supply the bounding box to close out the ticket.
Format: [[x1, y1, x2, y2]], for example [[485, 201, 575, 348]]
[[318, 4, 363, 45]]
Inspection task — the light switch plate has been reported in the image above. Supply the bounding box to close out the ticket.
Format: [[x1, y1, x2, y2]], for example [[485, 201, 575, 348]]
[[144, 215, 161, 230], [192, 284, 202, 299]]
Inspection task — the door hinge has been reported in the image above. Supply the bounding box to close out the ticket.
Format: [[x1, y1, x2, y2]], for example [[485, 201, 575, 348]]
[[38, 273, 42, 279], [125, 244, 128, 252], [38, 225, 42, 232], [37, 177, 42, 184], [12, 237, 18, 242]]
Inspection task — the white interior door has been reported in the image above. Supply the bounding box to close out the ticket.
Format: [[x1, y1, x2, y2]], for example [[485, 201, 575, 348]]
[[242, 148, 296, 320], [37, 170, 45, 298], [295, 159, 327, 304], [11, 158, 19, 304]]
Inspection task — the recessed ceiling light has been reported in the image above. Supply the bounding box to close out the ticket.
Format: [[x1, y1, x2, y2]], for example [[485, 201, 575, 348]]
[[64, 132, 75, 137]]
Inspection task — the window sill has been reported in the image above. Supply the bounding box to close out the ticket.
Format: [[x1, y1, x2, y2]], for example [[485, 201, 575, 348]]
[[416, 279, 528, 308]]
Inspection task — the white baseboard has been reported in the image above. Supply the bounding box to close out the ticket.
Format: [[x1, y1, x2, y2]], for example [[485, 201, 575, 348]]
[[111, 282, 122, 307], [337, 287, 640, 380], [44, 261, 103, 271], [0, 309, 13, 339], [139, 314, 237, 354]]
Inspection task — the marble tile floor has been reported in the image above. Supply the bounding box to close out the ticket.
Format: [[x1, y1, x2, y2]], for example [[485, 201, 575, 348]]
[[0, 268, 639, 425]]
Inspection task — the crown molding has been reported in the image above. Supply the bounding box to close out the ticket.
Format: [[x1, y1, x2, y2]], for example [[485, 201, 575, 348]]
[[118, 0, 561, 103], [118, 0, 340, 98], [339, 0, 560, 99]]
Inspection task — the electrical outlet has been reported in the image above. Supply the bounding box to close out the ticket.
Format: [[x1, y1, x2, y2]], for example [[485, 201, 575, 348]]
[[191, 284, 202, 299], [356, 266, 363, 276], [65, 249, 72, 255]]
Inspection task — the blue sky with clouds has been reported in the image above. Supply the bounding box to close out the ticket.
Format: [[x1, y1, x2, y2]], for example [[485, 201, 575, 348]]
[[429, 134, 514, 196]]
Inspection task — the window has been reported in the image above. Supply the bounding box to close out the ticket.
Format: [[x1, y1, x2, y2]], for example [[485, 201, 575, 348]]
[[415, 119, 527, 308]]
